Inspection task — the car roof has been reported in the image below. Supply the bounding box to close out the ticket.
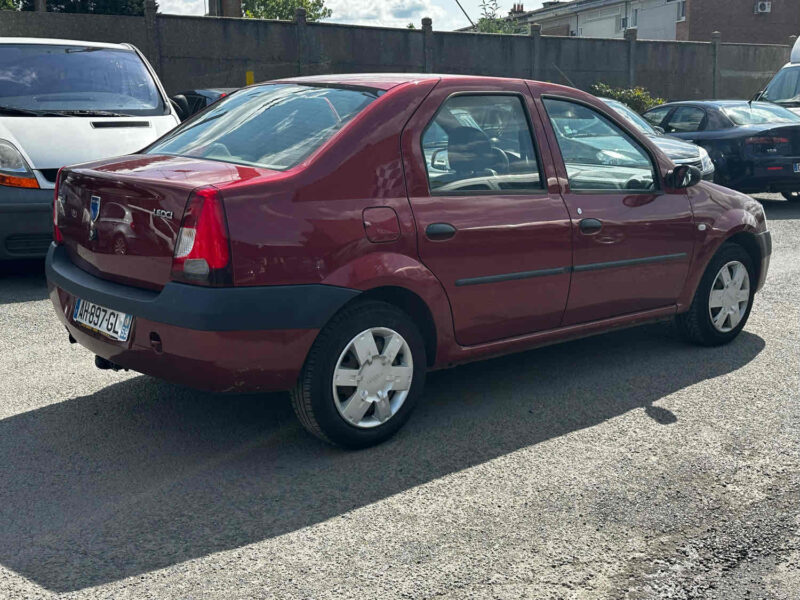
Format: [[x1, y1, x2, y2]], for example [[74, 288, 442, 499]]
[[0, 37, 132, 51], [275, 73, 559, 91], [651, 100, 777, 109]]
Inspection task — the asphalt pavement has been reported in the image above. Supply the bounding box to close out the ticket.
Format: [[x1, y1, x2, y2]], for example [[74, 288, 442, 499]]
[[0, 195, 798, 599]]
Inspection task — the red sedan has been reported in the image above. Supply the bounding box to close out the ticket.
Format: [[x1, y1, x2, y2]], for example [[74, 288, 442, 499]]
[[46, 74, 771, 448]]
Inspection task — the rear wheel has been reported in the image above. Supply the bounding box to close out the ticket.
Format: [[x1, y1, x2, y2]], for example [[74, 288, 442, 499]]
[[676, 243, 755, 346], [781, 191, 800, 201], [291, 300, 426, 448]]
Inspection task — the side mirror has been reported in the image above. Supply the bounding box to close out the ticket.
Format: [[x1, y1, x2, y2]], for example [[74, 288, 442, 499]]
[[170, 94, 190, 121], [653, 125, 666, 135], [669, 164, 702, 189]]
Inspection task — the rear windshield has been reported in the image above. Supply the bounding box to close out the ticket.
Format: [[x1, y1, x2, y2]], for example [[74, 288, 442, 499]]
[[147, 84, 381, 171], [0, 43, 166, 116], [722, 103, 800, 125]]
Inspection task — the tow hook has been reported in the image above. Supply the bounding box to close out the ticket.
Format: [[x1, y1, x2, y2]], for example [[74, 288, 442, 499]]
[[94, 355, 126, 371]]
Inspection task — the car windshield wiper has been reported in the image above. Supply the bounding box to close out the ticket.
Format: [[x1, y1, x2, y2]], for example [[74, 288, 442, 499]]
[[47, 109, 132, 117], [0, 105, 47, 116]]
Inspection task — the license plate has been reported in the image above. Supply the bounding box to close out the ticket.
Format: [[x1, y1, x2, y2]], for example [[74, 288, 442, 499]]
[[794, 163, 800, 173], [72, 298, 133, 342]]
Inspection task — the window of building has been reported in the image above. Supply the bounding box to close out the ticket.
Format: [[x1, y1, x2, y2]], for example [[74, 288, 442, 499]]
[[422, 95, 543, 194], [631, 8, 638, 27], [677, 0, 686, 21]]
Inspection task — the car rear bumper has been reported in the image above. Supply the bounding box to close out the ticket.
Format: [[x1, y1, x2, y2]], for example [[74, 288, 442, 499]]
[[45, 243, 360, 392], [724, 159, 800, 193], [0, 185, 53, 260]]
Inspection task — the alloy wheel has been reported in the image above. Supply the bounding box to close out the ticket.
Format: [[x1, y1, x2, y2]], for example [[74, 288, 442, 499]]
[[332, 327, 414, 429], [708, 260, 750, 333]]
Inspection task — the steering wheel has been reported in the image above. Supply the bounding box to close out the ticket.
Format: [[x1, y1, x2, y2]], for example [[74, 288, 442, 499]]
[[624, 176, 657, 191], [489, 147, 510, 174]]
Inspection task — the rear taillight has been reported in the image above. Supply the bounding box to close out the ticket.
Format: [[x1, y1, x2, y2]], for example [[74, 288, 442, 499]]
[[53, 167, 64, 245], [170, 186, 232, 286], [745, 136, 791, 155]]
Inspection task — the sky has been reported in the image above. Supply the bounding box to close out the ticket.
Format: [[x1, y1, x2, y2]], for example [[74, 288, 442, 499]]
[[158, 0, 546, 32]]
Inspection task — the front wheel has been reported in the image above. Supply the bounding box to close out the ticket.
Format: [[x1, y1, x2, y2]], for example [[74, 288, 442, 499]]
[[676, 243, 755, 346], [291, 300, 427, 448], [782, 191, 800, 201]]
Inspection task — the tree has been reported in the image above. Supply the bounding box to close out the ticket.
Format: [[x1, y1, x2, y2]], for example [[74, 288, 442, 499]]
[[1, 0, 19, 10], [475, 0, 524, 34], [19, 0, 152, 15], [242, 0, 331, 21]]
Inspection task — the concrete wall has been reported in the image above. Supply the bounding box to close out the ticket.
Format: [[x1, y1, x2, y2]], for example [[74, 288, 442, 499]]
[[0, 10, 791, 102]]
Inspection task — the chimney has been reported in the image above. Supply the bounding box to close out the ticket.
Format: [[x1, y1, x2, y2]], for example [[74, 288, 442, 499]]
[[509, 3, 525, 15]]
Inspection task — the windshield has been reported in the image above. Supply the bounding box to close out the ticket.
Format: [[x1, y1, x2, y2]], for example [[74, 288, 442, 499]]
[[0, 43, 166, 116], [762, 65, 800, 105], [721, 103, 800, 125], [147, 84, 380, 171], [601, 98, 657, 135]]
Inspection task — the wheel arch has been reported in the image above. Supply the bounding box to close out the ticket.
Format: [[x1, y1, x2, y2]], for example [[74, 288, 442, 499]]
[[320, 252, 456, 367]]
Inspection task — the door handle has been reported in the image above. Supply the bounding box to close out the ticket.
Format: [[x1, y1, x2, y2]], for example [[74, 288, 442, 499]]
[[578, 218, 603, 235], [426, 222, 457, 240]]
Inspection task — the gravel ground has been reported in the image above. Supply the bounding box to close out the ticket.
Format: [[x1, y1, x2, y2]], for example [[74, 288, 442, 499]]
[[0, 194, 797, 599]]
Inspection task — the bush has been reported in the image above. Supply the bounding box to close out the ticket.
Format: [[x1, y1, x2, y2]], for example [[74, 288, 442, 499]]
[[589, 83, 666, 114]]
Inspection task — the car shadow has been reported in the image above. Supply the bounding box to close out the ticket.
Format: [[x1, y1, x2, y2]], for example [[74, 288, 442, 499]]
[[0, 325, 764, 592], [0, 259, 47, 304]]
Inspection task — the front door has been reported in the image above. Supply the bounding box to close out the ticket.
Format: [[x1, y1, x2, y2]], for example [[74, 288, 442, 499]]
[[401, 80, 572, 346], [537, 94, 696, 326]]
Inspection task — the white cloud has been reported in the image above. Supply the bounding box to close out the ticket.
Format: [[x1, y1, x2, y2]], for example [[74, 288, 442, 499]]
[[327, 0, 446, 28], [156, 0, 544, 31]]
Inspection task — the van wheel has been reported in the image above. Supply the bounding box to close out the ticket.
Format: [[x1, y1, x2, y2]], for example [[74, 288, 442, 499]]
[[676, 243, 755, 346], [781, 191, 799, 201], [291, 300, 426, 449]]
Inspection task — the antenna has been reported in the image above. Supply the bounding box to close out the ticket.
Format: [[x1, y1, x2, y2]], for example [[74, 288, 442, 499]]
[[453, 0, 476, 28]]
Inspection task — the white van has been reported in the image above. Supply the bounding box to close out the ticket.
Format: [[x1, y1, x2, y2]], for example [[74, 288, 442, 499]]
[[0, 38, 180, 260], [757, 36, 800, 116]]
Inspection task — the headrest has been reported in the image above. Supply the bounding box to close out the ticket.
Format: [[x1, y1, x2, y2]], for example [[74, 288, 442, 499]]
[[447, 127, 492, 174]]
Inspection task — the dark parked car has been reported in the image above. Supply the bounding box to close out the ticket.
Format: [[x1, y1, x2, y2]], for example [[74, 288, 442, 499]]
[[600, 98, 715, 181], [171, 88, 237, 121], [643, 100, 800, 199], [47, 75, 771, 448]]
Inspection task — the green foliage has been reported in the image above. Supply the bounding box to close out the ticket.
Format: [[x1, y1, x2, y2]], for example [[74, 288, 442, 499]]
[[589, 82, 666, 114], [475, 0, 525, 34], [406, 22, 415, 29], [242, 0, 331, 21], [19, 0, 151, 14], [1, 0, 19, 10]]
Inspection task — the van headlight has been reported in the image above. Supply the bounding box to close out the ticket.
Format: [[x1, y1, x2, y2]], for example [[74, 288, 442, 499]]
[[0, 139, 39, 189], [698, 147, 714, 174]]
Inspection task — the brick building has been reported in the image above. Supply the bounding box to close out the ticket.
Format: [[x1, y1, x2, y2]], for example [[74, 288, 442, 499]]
[[503, 0, 800, 43]]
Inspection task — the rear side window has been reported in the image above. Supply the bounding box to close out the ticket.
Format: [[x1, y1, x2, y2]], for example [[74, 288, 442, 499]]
[[147, 84, 380, 171], [665, 107, 706, 133], [544, 98, 657, 192], [421, 95, 543, 194]]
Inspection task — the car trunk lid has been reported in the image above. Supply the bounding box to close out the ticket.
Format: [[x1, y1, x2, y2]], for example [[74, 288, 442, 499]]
[[57, 154, 271, 290]]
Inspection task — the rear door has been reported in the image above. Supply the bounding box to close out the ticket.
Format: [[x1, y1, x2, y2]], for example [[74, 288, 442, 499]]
[[536, 91, 695, 326], [401, 79, 572, 346]]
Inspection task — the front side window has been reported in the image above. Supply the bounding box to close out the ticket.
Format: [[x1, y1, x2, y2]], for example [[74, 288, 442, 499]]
[[0, 44, 166, 116], [147, 84, 380, 171], [544, 98, 657, 192], [665, 107, 706, 133], [421, 95, 543, 193]]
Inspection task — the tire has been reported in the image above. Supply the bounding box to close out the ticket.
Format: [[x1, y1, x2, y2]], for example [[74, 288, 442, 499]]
[[781, 191, 800, 201], [676, 243, 756, 346], [291, 300, 427, 449]]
